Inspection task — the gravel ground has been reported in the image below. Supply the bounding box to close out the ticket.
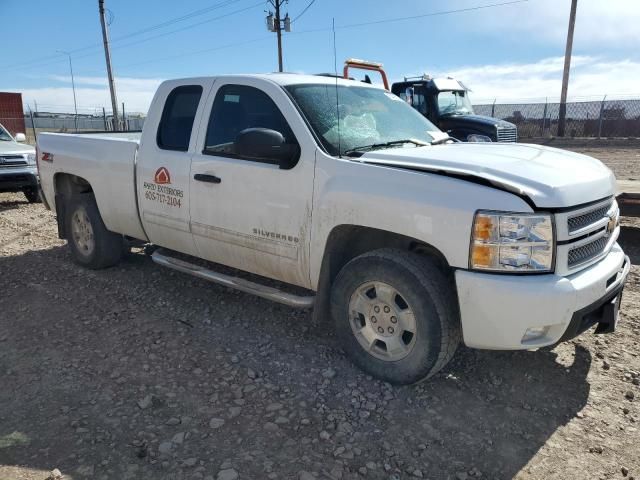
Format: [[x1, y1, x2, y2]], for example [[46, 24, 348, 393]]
[[527, 138, 640, 181], [1, 147, 639, 480]]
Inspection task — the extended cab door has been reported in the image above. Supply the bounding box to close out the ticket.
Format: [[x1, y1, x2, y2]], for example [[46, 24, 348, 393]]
[[137, 79, 212, 256], [189, 77, 315, 288]]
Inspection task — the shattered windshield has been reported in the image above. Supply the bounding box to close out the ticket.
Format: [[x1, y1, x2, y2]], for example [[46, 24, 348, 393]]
[[285, 84, 441, 156], [437, 90, 474, 116]]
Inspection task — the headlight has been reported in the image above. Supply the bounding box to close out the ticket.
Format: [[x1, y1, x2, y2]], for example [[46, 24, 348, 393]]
[[26, 153, 36, 165], [470, 211, 554, 272], [467, 134, 492, 142]]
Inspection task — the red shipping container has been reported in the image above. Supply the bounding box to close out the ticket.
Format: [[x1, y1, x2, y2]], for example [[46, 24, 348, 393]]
[[0, 92, 27, 136]]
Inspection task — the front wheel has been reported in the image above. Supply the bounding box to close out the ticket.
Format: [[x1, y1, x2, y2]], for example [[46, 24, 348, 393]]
[[65, 194, 123, 269], [330, 249, 461, 384], [23, 187, 41, 203]]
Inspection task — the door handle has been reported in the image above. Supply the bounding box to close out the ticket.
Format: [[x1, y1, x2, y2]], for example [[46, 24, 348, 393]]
[[194, 173, 221, 184]]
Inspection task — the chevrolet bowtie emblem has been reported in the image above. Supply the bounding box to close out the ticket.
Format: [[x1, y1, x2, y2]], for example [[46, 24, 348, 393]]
[[606, 211, 619, 236]]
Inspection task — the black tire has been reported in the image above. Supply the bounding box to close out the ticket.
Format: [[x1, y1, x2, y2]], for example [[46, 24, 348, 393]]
[[330, 248, 461, 384], [23, 187, 41, 203], [65, 194, 123, 269]]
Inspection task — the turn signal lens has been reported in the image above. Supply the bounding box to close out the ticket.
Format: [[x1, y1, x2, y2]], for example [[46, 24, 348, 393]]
[[471, 244, 495, 268], [473, 216, 495, 241]]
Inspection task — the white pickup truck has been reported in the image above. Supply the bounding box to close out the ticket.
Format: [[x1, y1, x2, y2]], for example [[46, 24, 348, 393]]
[[37, 74, 629, 384]]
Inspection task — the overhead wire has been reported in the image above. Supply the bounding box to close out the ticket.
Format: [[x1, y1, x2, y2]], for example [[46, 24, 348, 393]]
[[114, 0, 529, 73], [291, 0, 316, 22], [6, 0, 529, 78], [289, 0, 529, 35], [0, 0, 253, 70]]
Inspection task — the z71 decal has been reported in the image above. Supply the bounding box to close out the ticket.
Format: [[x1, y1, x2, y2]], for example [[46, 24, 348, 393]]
[[143, 167, 184, 208]]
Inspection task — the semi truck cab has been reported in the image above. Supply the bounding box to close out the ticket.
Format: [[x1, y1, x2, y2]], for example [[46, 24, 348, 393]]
[[391, 75, 518, 143]]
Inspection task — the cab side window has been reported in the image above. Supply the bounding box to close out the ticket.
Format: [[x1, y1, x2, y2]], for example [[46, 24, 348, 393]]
[[157, 85, 203, 151], [204, 84, 299, 166], [399, 87, 428, 116]]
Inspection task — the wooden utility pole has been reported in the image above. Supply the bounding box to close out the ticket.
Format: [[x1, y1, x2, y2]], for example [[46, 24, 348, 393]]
[[558, 0, 577, 137], [99, 0, 120, 130], [267, 1, 289, 72], [275, 0, 283, 72]]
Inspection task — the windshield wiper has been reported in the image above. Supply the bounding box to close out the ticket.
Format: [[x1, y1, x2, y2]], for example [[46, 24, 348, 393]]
[[344, 139, 428, 157], [431, 136, 458, 145]]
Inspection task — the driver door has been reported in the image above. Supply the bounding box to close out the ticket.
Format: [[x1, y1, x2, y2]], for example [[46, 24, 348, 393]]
[[189, 78, 316, 288]]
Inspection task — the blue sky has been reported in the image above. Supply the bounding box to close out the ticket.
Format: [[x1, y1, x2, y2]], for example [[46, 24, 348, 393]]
[[1, 0, 639, 113]]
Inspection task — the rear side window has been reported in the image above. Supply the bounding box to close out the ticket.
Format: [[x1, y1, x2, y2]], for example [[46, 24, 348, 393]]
[[157, 85, 203, 151]]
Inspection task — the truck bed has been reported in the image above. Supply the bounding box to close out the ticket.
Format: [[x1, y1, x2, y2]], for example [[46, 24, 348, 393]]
[[37, 132, 147, 241], [72, 131, 142, 142]]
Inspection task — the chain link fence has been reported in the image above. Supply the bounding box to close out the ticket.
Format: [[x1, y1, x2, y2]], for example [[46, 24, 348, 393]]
[[474, 99, 640, 139], [3, 99, 640, 145], [0, 114, 145, 145]]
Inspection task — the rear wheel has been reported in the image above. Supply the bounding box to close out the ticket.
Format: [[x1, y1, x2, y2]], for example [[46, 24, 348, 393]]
[[23, 187, 41, 203], [330, 248, 461, 384], [65, 194, 123, 269]]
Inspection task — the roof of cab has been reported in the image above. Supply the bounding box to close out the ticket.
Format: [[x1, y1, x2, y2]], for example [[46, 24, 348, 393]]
[[256, 72, 380, 87], [163, 73, 382, 89]]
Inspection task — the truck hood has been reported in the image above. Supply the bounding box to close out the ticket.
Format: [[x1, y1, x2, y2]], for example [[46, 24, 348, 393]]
[[358, 143, 616, 208], [0, 140, 34, 155], [440, 113, 512, 129]]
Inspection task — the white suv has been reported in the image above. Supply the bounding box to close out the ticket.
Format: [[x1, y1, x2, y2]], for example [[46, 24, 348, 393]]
[[0, 123, 40, 203]]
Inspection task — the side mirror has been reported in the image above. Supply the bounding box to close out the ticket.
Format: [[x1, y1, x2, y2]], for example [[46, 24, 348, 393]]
[[235, 128, 299, 169], [15, 133, 26, 143]]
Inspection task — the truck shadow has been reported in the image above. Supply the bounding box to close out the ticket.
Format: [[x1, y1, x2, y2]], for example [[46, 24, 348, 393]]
[[419, 344, 591, 478], [618, 225, 640, 265], [0, 245, 593, 479], [0, 199, 29, 213]]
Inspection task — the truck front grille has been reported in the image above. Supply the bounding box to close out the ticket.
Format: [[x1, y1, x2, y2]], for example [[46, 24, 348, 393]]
[[555, 197, 618, 275], [567, 235, 608, 268], [568, 202, 613, 234], [0, 155, 27, 168], [496, 127, 517, 142]]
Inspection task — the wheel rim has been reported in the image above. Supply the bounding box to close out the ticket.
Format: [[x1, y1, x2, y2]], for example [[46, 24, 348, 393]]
[[348, 281, 417, 361], [71, 207, 95, 256]]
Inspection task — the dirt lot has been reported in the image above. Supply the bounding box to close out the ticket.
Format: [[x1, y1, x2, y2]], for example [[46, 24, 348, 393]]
[[1, 145, 639, 480]]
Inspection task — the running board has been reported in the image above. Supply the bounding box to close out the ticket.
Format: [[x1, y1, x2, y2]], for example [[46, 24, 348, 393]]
[[151, 249, 315, 309]]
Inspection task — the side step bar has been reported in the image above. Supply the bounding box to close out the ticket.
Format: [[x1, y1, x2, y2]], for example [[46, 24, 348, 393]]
[[151, 249, 315, 309]]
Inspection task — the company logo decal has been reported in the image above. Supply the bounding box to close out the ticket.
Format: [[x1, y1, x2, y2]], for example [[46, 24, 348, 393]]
[[154, 167, 171, 184], [144, 166, 183, 208]]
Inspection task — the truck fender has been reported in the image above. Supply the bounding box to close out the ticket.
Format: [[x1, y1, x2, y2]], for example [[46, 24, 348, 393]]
[[312, 225, 451, 324]]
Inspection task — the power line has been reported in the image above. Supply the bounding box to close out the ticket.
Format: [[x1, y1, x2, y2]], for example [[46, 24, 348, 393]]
[[0, 0, 252, 70], [83, 0, 530, 75], [290, 0, 529, 35], [116, 35, 272, 71], [18, 33, 271, 79], [292, 0, 317, 22], [54, 0, 245, 63], [4, 0, 528, 76], [105, 2, 263, 53], [108, 0, 243, 43]]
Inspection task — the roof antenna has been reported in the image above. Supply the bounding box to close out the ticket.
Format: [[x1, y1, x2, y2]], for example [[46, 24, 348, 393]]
[[332, 17, 341, 157]]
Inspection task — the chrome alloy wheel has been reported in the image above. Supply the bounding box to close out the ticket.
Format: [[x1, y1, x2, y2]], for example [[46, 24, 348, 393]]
[[71, 207, 95, 256], [348, 281, 417, 361]]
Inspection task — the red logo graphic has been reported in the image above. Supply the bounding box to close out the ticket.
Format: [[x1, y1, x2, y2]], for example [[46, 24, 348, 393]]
[[154, 167, 171, 184]]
